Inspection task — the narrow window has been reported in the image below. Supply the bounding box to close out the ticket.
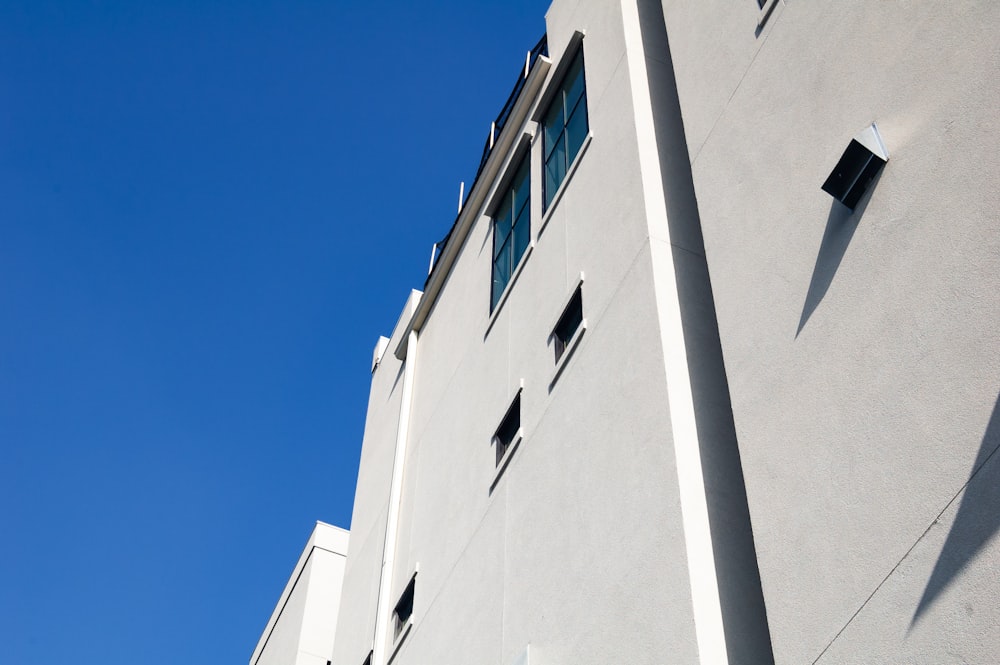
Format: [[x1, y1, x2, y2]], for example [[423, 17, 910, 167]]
[[552, 287, 583, 363], [361, 653, 372, 665], [493, 393, 521, 467], [491, 155, 531, 311], [393, 576, 415, 640], [542, 48, 588, 210]]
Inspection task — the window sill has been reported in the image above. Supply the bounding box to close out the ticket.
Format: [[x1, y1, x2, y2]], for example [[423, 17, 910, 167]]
[[756, 0, 779, 37], [387, 618, 413, 665], [549, 321, 586, 392], [489, 431, 523, 495], [538, 133, 593, 239], [484, 244, 534, 340]]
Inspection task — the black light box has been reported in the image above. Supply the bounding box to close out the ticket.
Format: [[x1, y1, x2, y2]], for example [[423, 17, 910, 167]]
[[821, 123, 889, 211]]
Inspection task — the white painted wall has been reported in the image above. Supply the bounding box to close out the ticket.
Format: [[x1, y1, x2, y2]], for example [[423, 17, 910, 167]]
[[661, 1, 1000, 663], [252, 522, 350, 665], [334, 2, 708, 663], [329, 1, 1000, 664], [331, 294, 416, 665]]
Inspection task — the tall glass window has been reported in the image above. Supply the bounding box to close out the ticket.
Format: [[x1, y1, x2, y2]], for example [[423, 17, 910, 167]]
[[543, 49, 588, 210], [491, 155, 531, 311]]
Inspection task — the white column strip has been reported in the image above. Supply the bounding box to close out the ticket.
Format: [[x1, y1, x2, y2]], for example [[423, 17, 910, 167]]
[[372, 328, 419, 665], [619, 1, 729, 663]]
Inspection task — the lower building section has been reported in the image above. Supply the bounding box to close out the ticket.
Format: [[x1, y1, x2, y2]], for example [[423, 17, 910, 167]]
[[250, 522, 349, 665]]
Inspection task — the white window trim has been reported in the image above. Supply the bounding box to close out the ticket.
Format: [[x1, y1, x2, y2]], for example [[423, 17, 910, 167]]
[[484, 131, 535, 218], [388, 567, 419, 662], [531, 30, 591, 223], [490, 430, 523, 495], [550, 321, 586, 389], [537, 133, 593, 239], [386, 618, 412, 665], [549, 273, 587, 390], [484, 132, 538, 338], [489, 381, 524, 494], [531, 30, 587, 124], [484, 243, 534, 339]]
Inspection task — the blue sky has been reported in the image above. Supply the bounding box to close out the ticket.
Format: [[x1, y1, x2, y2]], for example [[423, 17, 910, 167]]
[[0, 1, 548, 662]]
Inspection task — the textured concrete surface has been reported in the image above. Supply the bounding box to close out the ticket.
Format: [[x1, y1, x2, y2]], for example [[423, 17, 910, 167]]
[[328, 1, 1000, 663], [254, 523, 349, 665], [662, 1, 1000, 662]]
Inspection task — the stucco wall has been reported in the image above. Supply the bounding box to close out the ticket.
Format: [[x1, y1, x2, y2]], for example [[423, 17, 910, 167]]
[[331, 2, 1000, 664], [330, 302, 410, 665], [254, 524, 350, 665], [298, 547, 349, 665], [257, 555, 312, 665], [661, 1, 1000, 663], [336, 1, 709, 663]]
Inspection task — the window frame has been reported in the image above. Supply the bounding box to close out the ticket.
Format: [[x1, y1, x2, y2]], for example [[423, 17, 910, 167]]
[[391, 574, 416, 644], [490, 152, 532, 313], [552, 286, 584, 364], [549, 274, 587, 389], [755, 0, 779, 35], [490, 383, 524, 494], [541, 46, 589, 211], [493, 391, 522, 468]]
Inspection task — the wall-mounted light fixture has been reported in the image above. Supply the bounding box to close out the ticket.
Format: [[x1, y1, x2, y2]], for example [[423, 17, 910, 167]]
[[821, 122, 889, 210]]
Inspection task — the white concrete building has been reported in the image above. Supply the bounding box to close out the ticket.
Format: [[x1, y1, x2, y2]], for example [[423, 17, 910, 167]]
[[251, 522, 349, 665], [269, 1, 1000, 664]]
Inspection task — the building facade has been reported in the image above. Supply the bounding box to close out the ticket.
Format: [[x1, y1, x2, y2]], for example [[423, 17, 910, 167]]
[[251, 522, 349, 665], [292, 2, 999, 664]]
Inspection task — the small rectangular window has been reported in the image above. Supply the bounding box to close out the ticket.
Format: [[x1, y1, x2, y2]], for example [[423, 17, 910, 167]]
[[393, 576, 415, 640], [493, 393, 521, 467], [552, 287, 583, 363]]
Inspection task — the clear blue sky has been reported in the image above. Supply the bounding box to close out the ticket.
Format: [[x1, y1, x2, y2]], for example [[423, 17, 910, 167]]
[[0, 1, 548, 662]]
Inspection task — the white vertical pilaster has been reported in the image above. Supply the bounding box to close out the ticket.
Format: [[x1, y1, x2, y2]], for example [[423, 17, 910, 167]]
[[619, 1, 729, 663], [372, 328, 419, 665]]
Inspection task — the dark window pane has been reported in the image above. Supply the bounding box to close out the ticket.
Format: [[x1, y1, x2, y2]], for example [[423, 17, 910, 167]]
[[565, 100, 588, 165], [493, 203, 513, 258], [544, 142, 566, 207], [543, 100, 563, 159], [512, 158, 530, 216], [563, 51, 586, 115], [513, 154, 530, 193], [553, 288, 583, 362], [515, 187, 530, 219], [491, 153, 529, 311], [492, 240, 511, 309], [495, 236, 511, 277], [494, 394, 521, 466], [541, 48, 587, 210], [512, 207, 530, 265], [393, 577, 415, 640]]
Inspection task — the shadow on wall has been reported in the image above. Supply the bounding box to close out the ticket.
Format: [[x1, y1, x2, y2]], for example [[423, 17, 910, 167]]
[[638, 1, 775, 662], [911, 392, 1000, 626], [796, 169, 883, 338]]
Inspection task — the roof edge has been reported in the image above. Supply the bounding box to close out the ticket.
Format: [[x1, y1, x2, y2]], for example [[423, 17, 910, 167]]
[[394, 55, 552, 361], [249, 522, 350, 665]]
